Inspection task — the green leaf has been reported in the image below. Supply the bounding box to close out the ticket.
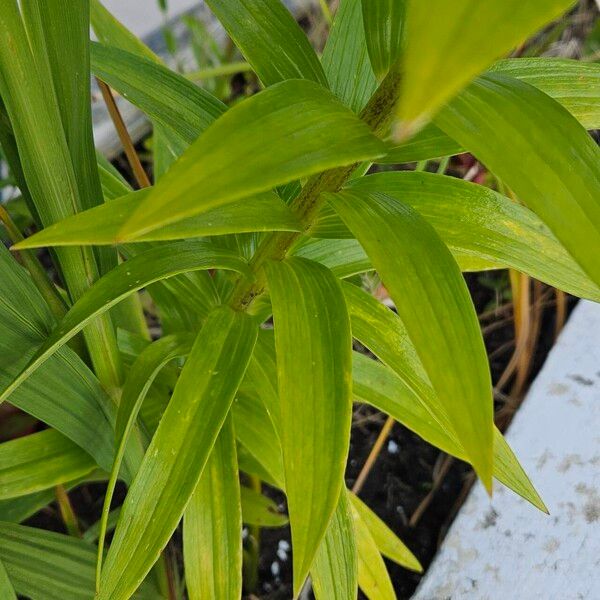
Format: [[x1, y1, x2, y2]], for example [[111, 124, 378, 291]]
[[321, 0, 378, 112], [233, 393, 285, 488], [349, 494, 421, 572], [380, 122, 463, 164], [204, 0, 327, 86], [16, 190, 302, 248], [350, 498, 396, 600], [384, 58, 600, 163], [0, 242, 250, 405], [328, 191, 494, 489], [352, 353, 546, 511], [311, 492, 358, 600], [183, 416, 243, 600], [293, 238, 372, 279], [117, 80, 386, 240], [0, 0, 122, 389], [0, 522, 160, 600], [90, 0, 161, 63], [361, 0, 405, 80], [240, 485, 288, 527], [0, 429, 96, 500], [435, 73, 600, 290], [265, 257, 353, 594], [98, 306, 257, 600], [490, 58, 600, 130], [345, 172, 600, 301], [91, 42, 226, 145], [396, 0, 574, 136], [0, 245, 121, 474], [0, 557, 16, 600]]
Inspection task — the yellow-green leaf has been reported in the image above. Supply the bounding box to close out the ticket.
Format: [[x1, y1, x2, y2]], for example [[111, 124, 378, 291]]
[[265, 257, 353, 594]]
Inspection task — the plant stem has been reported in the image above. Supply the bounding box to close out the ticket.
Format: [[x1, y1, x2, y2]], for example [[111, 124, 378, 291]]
[[352, 416, 395, 494], [55, 485, 81, 537], [229, 67, 402, 311], [96, 79, 151, 189]]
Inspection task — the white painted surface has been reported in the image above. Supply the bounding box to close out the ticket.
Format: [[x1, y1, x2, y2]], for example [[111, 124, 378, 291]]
[[100, 0, 198, 39], [414, 300, 600, 600]]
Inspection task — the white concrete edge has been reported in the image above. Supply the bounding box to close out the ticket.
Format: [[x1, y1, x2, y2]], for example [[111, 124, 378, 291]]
[[414, 300, 600, 600]]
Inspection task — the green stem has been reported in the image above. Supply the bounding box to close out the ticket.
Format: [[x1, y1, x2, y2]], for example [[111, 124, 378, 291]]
[[55, 485, 81, 537], [229, 67, 402, 311]]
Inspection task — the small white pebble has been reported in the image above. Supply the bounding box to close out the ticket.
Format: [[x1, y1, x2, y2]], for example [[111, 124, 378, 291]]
[[278, 540, 290, 551], [276, 548, 287, 561], [387, 440, 399, 454], [270, 561, 280, 577]]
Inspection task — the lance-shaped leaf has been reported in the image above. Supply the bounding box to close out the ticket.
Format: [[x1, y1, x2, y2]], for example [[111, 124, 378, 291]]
[[346, 279, 545, 510], [396, 0, 573, 136], [0, 242, 249, 405], [0, 429, 96, 500], [0, 558, 16, 600], [117, 80, 386, 240], [328, 191, 494, 489], [205, 0, 327, 86], [349, 494, 421, 572], [91, 42, 225, 145], [321, 0, 378, 112], [490, 58, 600, 131], [0, 522, 159, 600], [436, 73, 600, 290], [362, 0, 405, 80], [265, 257, 353, 594], [311, 491, 358, 600], [15, 190, 302, 248], [96, 333, 196, 574], [350, 498, 396, 600], [240, 485, 288, 527], [0, 245, 126, 474], [353, 353, 546, 511], [385, 58, 600, 162], [98, 307, 257, 600], [345, 171, 600, 301], [184, 416, 242, 600]]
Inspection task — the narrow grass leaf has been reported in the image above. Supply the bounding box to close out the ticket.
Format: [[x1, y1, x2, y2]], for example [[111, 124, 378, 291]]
[[240, 486, 288, 527], [0, 430, 96, 500], [0, 242, 249, 405], [328, 191, 494, 489], [117, 80, 386, 240], [265, 257, 353, 594], [350, 499, 396, 600], [345, 172, 600, 301], [361, 0, 405, 79], [16, 190, 301, 248], [436, 73, 600, 289], [349, 494, 421, 572], [98, 307, 257, 600], [311, 491, 358, 600], [321, 0, 378, 112], [91, 42, 226, 144], [0, 558, 16, 600], [184, 416, 243, 600], [353, 354, 546, 511], [397, 0, 574, 136], [205, 0, 327, 86], [0, 522, 160, 600]]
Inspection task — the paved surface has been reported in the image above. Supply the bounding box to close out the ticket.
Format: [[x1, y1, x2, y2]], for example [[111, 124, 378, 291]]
[[415, 300, 600, 600]]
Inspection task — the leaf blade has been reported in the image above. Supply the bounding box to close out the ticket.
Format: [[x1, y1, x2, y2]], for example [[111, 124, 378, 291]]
[[98, 306, 257, 600], [265, 257, 353, 594], [328, 191, 494, 488]]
